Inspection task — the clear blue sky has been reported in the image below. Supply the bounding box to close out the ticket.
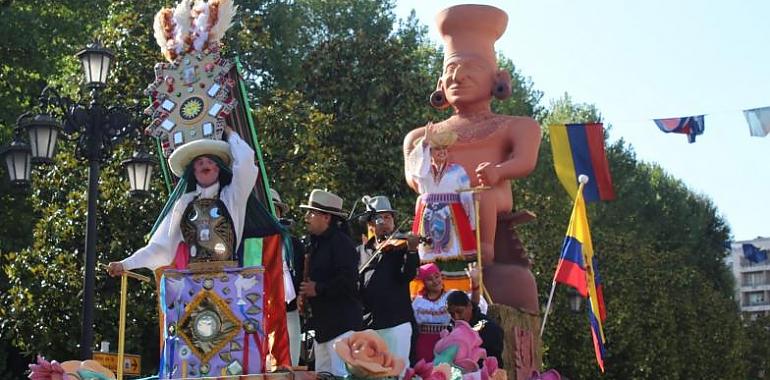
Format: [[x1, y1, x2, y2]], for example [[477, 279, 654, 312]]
[[395, 0, 769, 241]]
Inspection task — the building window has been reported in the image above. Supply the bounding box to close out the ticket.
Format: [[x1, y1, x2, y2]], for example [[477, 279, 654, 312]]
[[743, 271, 766, 287], [747, 291, 766, 306]]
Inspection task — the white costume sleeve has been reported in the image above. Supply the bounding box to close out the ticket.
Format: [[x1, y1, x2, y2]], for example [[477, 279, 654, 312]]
[[121, 212, 180, 271], [219, 132, 258, 248], [457, 169, 476, 229], [283, 258, 297, 303], [406, 137, 431, 194]]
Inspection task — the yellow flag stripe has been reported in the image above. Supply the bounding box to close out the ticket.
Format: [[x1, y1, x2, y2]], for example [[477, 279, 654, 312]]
[[550, 124, 578, 199]]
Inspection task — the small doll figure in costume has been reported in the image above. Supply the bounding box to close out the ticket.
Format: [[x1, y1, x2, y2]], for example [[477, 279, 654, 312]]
[[409, 125, 476, 264]]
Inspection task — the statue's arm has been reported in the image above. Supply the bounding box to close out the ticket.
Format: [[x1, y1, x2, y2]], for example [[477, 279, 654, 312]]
[[403, 127, 426, 192], [478, 117, 541, 185]]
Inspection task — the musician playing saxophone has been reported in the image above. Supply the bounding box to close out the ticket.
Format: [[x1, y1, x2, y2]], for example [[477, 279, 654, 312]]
[[298, 189, 362, 377]]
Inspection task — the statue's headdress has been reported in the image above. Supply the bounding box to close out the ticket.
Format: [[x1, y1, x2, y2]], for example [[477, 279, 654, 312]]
[[436, 4, 507, 69]]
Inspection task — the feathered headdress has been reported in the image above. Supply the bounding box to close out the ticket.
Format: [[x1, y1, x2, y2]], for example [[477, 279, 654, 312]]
[[153, 0, 237, 61]]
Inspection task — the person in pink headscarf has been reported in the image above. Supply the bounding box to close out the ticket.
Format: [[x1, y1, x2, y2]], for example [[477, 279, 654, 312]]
[[411, 262, 486, 363]]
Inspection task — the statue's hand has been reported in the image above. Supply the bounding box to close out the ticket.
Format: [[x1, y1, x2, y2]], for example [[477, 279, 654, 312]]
[[107, 262, 124, 277], [475, 162, 500, 187]]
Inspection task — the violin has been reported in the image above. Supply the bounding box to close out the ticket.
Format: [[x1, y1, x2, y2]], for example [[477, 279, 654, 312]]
[[374, 231, 432, 252], [360, 231, 429, 274]]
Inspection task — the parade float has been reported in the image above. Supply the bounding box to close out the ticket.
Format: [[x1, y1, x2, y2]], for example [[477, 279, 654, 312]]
[[29, 2, 559, 380], [138, 0, 293, 378]]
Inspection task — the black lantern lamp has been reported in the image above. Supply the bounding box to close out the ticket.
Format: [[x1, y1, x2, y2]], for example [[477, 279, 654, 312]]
[[75, 40, 114, 89], [1, 128, 32, 186], [4, 39, 151, 360], [122, 146, 156, 197], [19, 112, 60, 165], [566, 287, 583, 313]]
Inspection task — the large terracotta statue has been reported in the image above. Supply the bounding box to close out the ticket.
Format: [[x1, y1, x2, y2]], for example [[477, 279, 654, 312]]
[[403, 5, 541, 313]]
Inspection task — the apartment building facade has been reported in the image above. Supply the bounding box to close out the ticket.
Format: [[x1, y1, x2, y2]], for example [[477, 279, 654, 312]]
[[726, 237, 770, 320]]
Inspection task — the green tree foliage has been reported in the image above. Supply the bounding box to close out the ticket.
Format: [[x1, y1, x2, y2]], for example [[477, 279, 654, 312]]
[[0, 1, 110, 377], [744, 315, 770, 378], [1, 2, 765, 379]]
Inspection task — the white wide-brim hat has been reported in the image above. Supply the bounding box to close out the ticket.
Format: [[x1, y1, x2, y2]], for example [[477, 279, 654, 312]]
[[300, 189, 347, 217], [270, 188, 289, 214], [168, 139, 232, 177]]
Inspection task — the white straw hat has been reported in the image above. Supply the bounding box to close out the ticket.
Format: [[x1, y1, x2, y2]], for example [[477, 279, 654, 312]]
[[299, 189, 347, 217]]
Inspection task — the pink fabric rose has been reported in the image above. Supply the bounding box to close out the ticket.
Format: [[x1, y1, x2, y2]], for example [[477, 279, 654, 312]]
[[334, 330, 406, 378], [28, 356, 65, 380], [434, 320, 486, 372], [405, 359, 434, 380], [427, 363, 453, 380], [479, 357, 499, 380]]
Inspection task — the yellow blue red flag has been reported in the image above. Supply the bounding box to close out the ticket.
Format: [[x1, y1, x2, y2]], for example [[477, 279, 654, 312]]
[[554, 179, 607, 372], [550, 123, 615, 202]]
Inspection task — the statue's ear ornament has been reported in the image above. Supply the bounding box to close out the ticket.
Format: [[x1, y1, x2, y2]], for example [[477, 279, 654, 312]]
[[429, 79, 450, 109], [493, 70, 512, 100]]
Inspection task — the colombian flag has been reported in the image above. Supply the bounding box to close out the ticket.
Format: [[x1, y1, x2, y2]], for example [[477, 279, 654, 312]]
[[554, 180, 608, 372], [550, 123, 615, 202]]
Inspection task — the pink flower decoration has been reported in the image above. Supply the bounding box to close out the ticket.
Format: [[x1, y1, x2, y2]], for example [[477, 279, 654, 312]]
[[28, 356, 65, 380], [406, 359, 435, 380], [428, 363, 453, 380], [334, 330, 405, 378], [434, 321, 486, 372], [483, 357, 498, 376]]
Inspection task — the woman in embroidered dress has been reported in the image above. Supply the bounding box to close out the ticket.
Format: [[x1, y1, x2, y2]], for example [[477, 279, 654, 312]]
[[411, 262, 486, 363]]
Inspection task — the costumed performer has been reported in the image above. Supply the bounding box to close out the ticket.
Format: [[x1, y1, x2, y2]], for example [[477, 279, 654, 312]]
[[298, 189, 363, 377], [411, 262, 486, 363], [108, 126, 256, 274], [447, 290, 504, 367], [357, 195, 420, 372]]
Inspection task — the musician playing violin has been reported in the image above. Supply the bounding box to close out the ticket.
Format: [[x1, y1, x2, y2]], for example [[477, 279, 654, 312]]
[[358, 195, 420, 371]]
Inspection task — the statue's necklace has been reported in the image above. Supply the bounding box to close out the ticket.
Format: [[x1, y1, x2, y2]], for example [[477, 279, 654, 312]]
[[445, 113, 501, 143]]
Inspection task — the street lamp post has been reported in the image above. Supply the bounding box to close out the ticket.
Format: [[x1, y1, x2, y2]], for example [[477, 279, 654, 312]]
[[1, 40, 151, 360], [566, 286, 584, 313]]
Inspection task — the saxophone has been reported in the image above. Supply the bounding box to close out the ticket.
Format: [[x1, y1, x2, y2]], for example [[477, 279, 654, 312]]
[[297, 236, 312, 319]]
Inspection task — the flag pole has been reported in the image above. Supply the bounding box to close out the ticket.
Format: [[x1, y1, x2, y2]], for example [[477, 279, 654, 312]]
[[540, 280, 558, 337], [117, 273, 127, 380], [457, 185, 492, 302], [540, 176, 589, 338]]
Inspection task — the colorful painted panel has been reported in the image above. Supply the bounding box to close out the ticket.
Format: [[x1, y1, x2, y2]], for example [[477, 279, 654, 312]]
[[159, 266, 265, 378]]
